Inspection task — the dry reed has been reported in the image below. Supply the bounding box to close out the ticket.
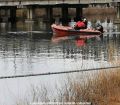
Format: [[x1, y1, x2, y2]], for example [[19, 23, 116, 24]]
[[59, 69, 120, 105], [16, 68, 120, 105]]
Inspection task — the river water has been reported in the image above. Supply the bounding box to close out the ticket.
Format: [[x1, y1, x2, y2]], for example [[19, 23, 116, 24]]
[[0, 19, 120, 105]]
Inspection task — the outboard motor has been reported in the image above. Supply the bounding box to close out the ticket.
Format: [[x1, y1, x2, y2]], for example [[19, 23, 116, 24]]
[[96, 23, 103, 33]]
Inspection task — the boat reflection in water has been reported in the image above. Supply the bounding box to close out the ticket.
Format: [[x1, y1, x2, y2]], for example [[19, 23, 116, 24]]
[[51, 33, 103, 47]]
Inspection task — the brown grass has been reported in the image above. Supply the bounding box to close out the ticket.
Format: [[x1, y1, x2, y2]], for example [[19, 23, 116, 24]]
[[59, 69, 120, 105], [17, 69, 120, 105]]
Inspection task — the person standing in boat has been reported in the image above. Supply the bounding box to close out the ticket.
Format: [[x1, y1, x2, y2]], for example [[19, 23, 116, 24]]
[[74, 17, 88, 30]]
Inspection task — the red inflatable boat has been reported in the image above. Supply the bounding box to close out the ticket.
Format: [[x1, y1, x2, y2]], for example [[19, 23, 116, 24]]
[[51, 24, 102, 37]]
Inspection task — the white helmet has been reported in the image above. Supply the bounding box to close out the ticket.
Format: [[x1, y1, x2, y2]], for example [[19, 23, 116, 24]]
[[82, 17, 87, 22]]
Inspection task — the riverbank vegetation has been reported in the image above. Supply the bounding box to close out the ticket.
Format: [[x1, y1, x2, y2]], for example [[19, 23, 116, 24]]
[[16, 68, 120, 105]]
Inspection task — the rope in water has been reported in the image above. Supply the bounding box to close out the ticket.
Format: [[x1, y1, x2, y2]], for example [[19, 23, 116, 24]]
[[0, 66, 120, 79]]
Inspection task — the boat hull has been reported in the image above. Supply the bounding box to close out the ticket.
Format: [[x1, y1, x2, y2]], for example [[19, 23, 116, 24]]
[[51, 24, 102, 37]]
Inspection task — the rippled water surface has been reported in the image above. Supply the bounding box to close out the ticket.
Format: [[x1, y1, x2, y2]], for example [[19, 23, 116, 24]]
[[0, 20, 120, 105]]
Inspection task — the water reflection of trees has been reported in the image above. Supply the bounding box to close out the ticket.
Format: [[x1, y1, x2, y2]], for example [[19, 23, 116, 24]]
[[0, 34, 120, 63]]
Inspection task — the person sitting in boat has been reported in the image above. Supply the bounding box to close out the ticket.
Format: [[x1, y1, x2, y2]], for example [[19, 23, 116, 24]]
[[95, 23, 103, 33], [74, 17, 88, 30], [82, 17, 88, 28]]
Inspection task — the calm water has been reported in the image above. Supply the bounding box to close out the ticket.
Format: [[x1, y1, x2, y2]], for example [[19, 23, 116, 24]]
[[0, 19, 120, 105]]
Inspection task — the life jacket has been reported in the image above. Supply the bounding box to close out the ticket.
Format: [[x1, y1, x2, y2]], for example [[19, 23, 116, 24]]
[[76, 21, 86, 28]]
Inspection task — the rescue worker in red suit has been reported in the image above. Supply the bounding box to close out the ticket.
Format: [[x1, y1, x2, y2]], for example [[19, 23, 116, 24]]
[[74, 18, 88, 30]]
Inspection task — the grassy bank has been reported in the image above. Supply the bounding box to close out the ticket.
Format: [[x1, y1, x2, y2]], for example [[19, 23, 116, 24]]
[[16, 68, 120, 105], [60, 70, 120, 105]]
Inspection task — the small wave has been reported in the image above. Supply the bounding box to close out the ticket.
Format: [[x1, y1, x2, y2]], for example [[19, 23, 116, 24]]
[[7, 31, 52, 35]]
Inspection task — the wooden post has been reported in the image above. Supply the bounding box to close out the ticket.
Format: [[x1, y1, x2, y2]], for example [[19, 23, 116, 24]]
[[117, 4, 120, 19], [75, 7, 82, 21], [10, 7, 16, 23], [46, 7, 53, 21], [62, 6, 68, 23], [27, 7, 34, 21]]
